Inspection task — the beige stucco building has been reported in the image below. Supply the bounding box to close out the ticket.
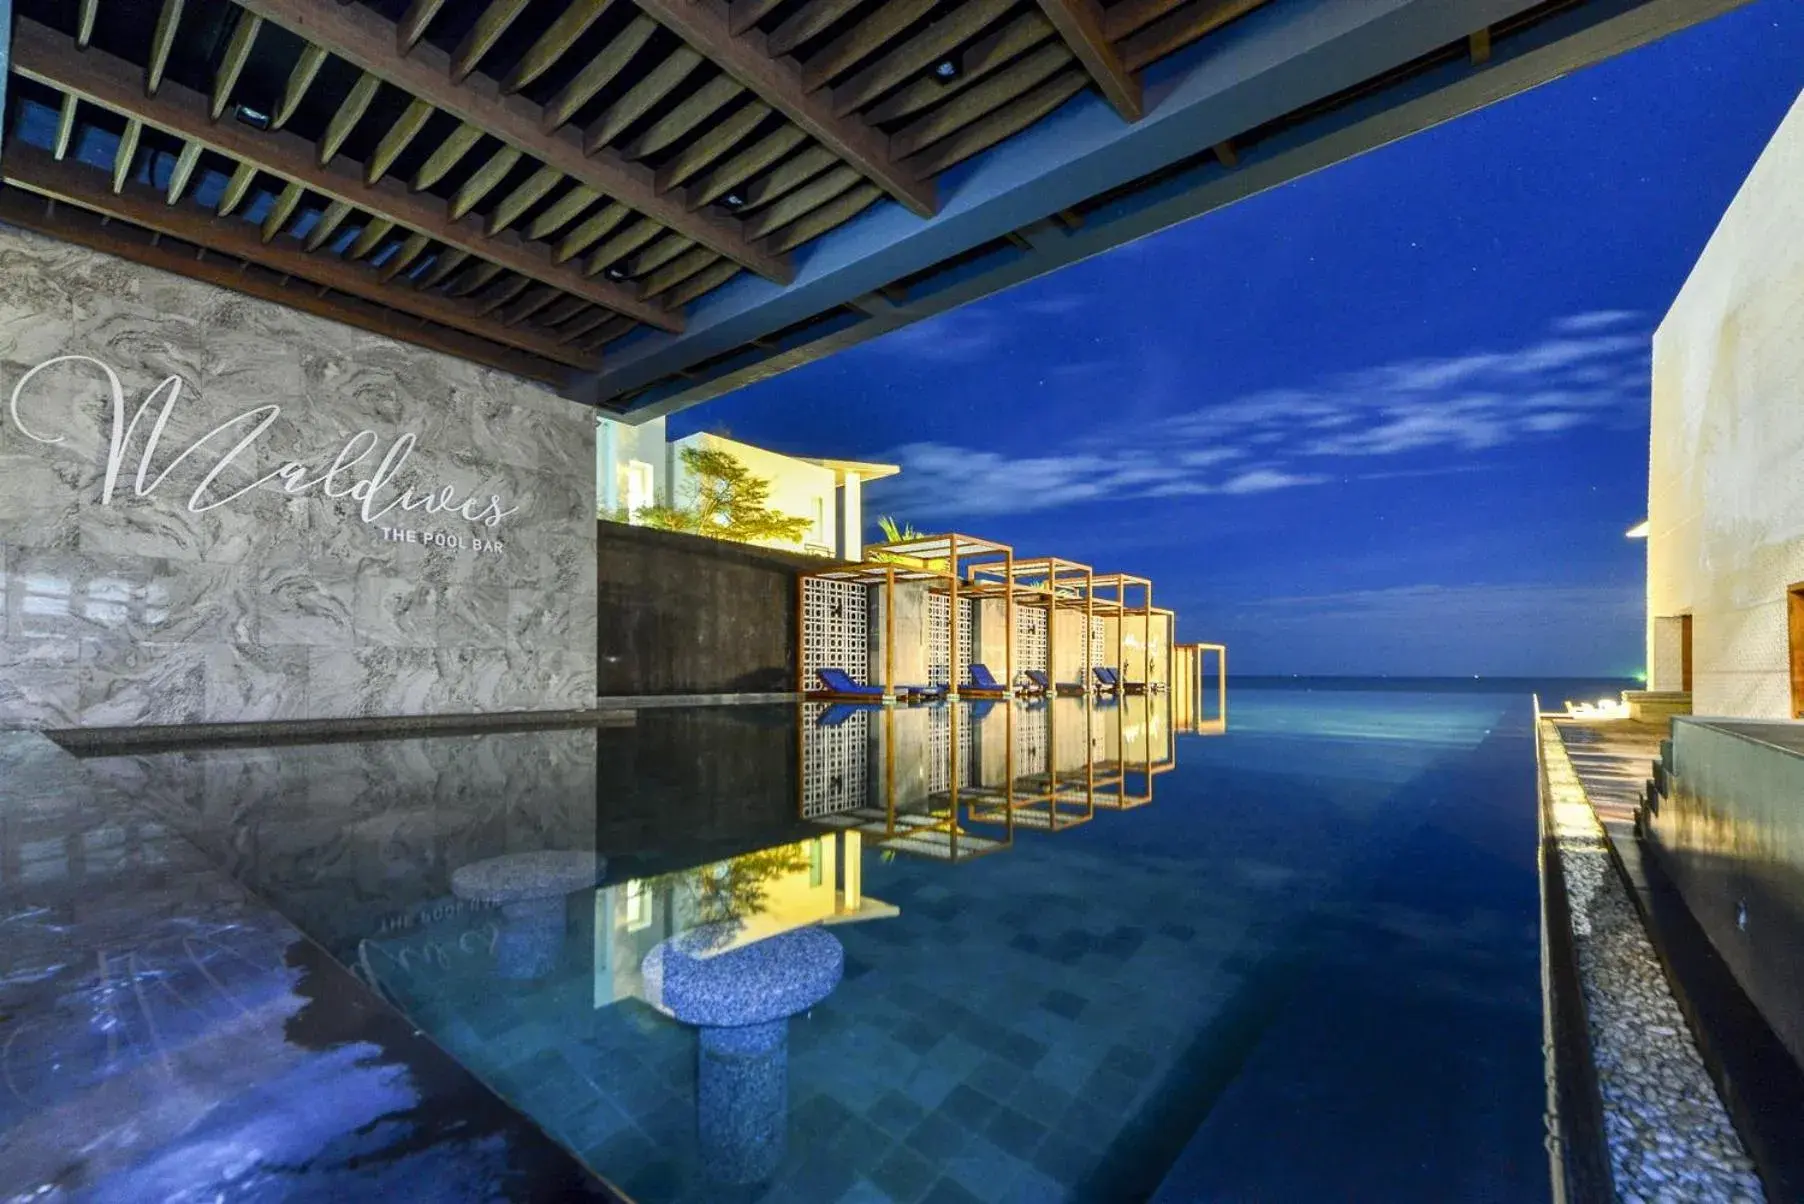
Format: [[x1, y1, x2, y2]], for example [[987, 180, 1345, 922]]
[[1646, 88, 1804, 720], [596, 419, 898, 561]]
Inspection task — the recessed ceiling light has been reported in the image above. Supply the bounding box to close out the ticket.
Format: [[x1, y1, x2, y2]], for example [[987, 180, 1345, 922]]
[[722, 192, 746, 210], [603, 265, 629, 282], [933, 58, 961, 81], [233, 103, 272, 130]]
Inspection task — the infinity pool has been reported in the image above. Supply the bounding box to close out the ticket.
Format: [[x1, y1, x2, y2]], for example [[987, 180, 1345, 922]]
[[68, 685, 1577, 1202]]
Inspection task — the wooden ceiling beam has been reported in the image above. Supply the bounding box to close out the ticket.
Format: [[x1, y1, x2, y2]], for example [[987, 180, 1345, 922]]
[[1034, 0, 1141, 121], [274, 44, 328, 129], [862, 12, 1054, 124], [451, 0, 533, 83], [802, 0, 934, 92], [1102, 0, 1187, 41], [505, 0, 616, 93], [0, 144, 601, 371], [233, 0, 794, 284], [628, 0, 935, 217], [1119, 0, 1270, 73], [830, 0, 1012, 115], [12, 17, 678, 331], [0, 188, 568, 385], [148, 0, 186, 96]]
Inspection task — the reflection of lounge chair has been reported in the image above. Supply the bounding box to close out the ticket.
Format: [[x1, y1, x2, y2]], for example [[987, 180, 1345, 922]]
[[1026, 670, 1086, 696], [817, 703, 874, 727], [1094, 667, 1121, 693], [965, 663, 1012, 698], [967, 700, 996, 723]]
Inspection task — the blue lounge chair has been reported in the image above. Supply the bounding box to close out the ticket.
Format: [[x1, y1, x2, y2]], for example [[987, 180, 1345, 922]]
[[1094, 667, 1120, 693], [1026, 669, 1086, 696], [816, 668, 884, 698], [965, 663, 1011, 697]]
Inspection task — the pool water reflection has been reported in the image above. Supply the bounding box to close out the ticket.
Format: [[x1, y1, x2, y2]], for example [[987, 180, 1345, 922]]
[[78, 687, 1550, 1203]]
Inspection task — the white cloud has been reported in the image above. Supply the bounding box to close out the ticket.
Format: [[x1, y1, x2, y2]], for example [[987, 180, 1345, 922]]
[[1552, 309, 1641, 333], [1218, 469, 1327, 494], [867, 313, 1650, 520]]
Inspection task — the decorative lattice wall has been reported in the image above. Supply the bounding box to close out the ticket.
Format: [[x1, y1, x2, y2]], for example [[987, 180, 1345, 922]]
[[801, 703, 870, 819], [926, 595, 976, 687], [1089, 617, 1106, 670], [802, 577, 870, 687], [1015, 607, 1048, 674]]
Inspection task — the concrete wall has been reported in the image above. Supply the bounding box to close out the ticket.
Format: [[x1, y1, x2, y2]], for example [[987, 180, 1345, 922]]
[[1051, 609, 1090, 685], [1649, 89, 1804, 719], [597, 520, 822, 694], [0, 223, 597, 728]]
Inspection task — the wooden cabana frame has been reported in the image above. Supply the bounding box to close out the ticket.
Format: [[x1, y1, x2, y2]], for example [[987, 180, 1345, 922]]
[[1174, 641, 1229, 733], [1088, 572, 1155, 692], [967, 555, 1095, 694], [797, 560, 947, 702], [865, 532, 1015, 699]]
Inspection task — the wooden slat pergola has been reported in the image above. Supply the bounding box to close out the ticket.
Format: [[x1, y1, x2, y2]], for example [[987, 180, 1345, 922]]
[[864, 531, 1013, 695], [3, 0, 1273, 397]]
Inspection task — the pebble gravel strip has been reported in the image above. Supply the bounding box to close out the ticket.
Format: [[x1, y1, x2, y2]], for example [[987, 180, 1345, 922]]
[[1541, 722, 1764, 1204]]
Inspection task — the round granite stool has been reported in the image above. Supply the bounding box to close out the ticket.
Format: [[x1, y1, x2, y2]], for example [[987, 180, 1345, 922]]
[[449, 851, 603, 980], [642, 925, 844, 1183]]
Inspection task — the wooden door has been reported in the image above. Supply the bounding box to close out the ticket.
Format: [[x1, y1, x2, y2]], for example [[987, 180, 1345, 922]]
[[1789, 587, 1804, 719], [1680, 614, 1693, 693]]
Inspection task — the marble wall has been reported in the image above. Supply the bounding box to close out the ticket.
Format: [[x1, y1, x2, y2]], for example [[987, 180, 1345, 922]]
[[0, 223, 597, 727]]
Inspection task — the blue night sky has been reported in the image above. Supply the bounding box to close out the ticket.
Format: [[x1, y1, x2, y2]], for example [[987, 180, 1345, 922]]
[[674, 2, 1804, 678]]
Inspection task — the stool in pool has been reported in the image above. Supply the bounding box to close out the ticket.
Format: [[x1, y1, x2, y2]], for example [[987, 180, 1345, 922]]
[[449, 851, 603, 980], [642, 925, 844, 1184]]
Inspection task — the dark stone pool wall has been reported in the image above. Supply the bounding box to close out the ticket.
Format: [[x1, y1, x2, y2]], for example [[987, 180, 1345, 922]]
[[1649, 719, 1804, 1074], [596, 521, 845, 696]]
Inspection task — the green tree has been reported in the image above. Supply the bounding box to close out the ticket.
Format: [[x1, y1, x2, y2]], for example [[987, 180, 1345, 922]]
[[635, 445, 812, 546]]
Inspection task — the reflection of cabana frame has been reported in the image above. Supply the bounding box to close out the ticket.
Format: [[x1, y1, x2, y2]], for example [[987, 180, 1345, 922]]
[[865, 532, 1016, 698], [1094, 694, 1158, 809], [968, 556, 1095, 693], [968, 699, 1096, 832], [1090, 573, 1155, 691], [1173, 642, 1228, 734], [804, 705, 1015, 863]]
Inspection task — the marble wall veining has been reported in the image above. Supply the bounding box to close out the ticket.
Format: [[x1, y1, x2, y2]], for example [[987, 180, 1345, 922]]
[[0, 222, 597, 727]]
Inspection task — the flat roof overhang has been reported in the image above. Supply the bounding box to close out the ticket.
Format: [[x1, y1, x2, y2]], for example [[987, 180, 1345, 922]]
[[591, 0, 1753, 419]]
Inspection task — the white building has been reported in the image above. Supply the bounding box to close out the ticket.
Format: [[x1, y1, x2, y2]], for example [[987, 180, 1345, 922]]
[[1645, 87, 1804, 720], [595, 416, 898, 562]]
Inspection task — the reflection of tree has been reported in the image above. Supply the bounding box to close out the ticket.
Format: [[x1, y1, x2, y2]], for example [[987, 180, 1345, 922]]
[[647, 844, 812, 950]]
